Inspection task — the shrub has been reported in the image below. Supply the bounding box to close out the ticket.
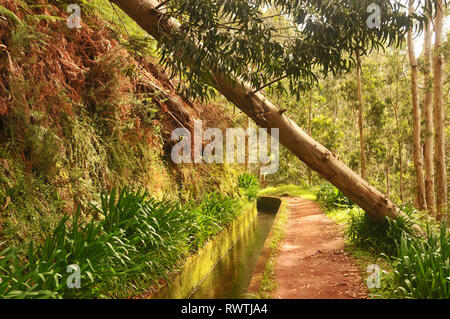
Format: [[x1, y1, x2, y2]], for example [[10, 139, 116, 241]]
[[344, 211, 418, 256], [387, 222, 450, 299], [188, 193, 241, 249], [237, 173, 259, 201], [0, 187, 241, 298], [0, 209, 109, 298], [316, 182, 354, 209], [398, 204, 440, 234]]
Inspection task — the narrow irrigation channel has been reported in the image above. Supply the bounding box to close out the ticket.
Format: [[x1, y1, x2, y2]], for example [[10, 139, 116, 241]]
[[189, 197, 281, 299]]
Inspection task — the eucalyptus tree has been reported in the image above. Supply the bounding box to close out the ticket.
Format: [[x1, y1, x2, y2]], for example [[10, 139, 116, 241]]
[[108, 0, 431, 222], [407, 0, 427, 211], [385, 50, 406, 203], [356, 57, 367, 180], [432, 0, 447, 221], [422, 9, 435, 216]]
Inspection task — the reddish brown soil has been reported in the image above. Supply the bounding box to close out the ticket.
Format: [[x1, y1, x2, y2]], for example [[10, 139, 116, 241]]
[[272, 197, 368, 299]]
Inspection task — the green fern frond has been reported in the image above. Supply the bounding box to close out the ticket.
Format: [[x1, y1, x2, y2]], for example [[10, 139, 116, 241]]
[[0, 5, 23, 26]]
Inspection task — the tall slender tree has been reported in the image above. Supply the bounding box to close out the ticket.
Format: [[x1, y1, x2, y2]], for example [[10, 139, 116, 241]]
[[386, 134, 391, 197], [407, 0, 427, 210], [392, 74, 404, 203], [432, 0, 448, 221], [356, 56, 366, 180], [423, 9, 435, 216], [307, 87, 313, 186]]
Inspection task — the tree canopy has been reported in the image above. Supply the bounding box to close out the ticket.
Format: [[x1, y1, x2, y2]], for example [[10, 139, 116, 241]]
[[155, 0, 433, 101]]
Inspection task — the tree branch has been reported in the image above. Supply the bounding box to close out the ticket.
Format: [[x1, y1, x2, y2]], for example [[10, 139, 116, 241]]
[[155, 0, 171, 10], [248, 74, 289, 96]]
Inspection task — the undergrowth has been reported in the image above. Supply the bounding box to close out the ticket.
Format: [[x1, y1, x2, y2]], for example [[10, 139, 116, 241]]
[[238, 173, 259, 201], [316, 182, 354, 209], [0, 0, 245, 251], [344, 210, 418, 257], [316, 183, 449, 299], [258, 184, 316, 200], [0, 187, 243, 299], [385, 223, 449, 299]]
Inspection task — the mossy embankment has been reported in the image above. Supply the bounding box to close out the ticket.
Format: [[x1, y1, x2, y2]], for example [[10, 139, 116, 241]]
[[0, 0, 262, 298], [0, 0, 248, 249]]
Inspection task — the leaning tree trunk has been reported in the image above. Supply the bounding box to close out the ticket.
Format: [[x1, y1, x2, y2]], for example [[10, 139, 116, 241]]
[[110, 0, 402, 222], [423, 11, 435, 217], [432, 0, 448, 221], [407, 0, 427, 211]]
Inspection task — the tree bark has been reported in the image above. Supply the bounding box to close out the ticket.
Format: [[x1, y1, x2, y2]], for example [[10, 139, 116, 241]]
[[392, 80, 404, 203], [307, 87, 312, 186], [386, 141, 391, 198], [356, 56, 366, 180], [432, 0, 448, 221], [407, 0, 427, 211], [110, 0, 402, 222], [423, 11, 435, 217]]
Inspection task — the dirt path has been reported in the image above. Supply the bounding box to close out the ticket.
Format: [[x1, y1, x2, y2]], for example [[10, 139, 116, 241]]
[[272, 197, 368, 299]]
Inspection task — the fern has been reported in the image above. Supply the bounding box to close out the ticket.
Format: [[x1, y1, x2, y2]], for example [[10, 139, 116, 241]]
[[26, 14, 65, 23], [0, 5, 22, 26]]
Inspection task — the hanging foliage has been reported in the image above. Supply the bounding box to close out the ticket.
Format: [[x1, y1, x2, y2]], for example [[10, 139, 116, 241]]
[[153, 0, 431, 101]]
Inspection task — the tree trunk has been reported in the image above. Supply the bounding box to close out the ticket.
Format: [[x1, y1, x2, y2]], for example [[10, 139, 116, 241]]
[[356, 57, 366, 180], [392, 81, 404, 203], [386, 141, 391, 198], [407, 0, 427, 211], [307, 87, 312, 186], [110, 0, 403, 222], [423, 11, 435, 217], [333, 90, 338, 125], [398, 140, 404, 203], [432, 0, 448, 221]]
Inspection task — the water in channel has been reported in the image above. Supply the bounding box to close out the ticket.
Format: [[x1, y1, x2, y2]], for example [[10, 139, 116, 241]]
[[189, 209, 277, 299]]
